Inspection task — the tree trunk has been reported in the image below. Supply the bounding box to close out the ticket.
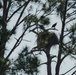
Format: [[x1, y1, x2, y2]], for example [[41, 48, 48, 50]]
[[47, 54, 52, 75], [46, 48, 52, 75], [55, 0, 68, 75]]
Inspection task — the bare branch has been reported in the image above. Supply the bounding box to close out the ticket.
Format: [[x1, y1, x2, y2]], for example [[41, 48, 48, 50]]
[[10, 1, 30, 35], [64, 40, 72, 45], [63, 31, 71, 37], [6, 0, 12, 18], [66, 10, 76, 19], [71, 70, 76, 75], [60, 54, 69, 64], [39, 62, 47, 66], [7, 1, 30, 21], [66, 18, 76, 24], [22, 39, 31, 42], [17, 14, 30, 25], [15, 1, 30, 26], [60, 65, 76, 75], [67, 2, 76, 11], [70, 55, 76, 60]]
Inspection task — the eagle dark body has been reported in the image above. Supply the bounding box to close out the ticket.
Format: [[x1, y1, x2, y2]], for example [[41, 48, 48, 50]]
[[52, 23, 57, 28]]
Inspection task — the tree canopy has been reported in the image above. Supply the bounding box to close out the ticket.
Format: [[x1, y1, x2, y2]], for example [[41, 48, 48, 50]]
[[0, 0, 76, 75]]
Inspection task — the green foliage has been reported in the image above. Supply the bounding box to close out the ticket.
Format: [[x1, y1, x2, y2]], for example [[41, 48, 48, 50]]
[[24, 56, 39, 75], [14, 47, 40, 75], [69, 24, 76, 45], [0, 57, 5, 68], [27, 15, 38, 23], [42, 4, 51, 12], [56, 3, 62, 15], [0, 57, 11, 74], [40, 16, 50, 25], [0, 0, 76, 75]]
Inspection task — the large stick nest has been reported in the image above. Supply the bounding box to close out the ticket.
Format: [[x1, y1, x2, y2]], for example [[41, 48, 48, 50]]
[[37, 31, 59, 49]]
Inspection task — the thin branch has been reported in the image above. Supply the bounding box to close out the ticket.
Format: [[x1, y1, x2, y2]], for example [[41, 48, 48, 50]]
[[67, 2, 76, 11], [71, 70, 76, 75], [29, 29, 38, 35], [6, 0, 12, 19], [66, 18, 76, 24], [42, 1, 57, 16], [52, 60, 57, 63], [63, 31, 71, 37], [5, 24, 35, 60], [7, 1, 30, 21], [17, 14, 30, 25], [70, 55, 76, 60], [64, 40, 72, 45], [10, 1, 30, 35], [28, 48, 45, 55], [6, 29, 27, 60], [39, 62, 47, 66], [66, 10, 76, 19], [60, 54, 69, 64], [22, 39, 31, 42], [15, 1, 30, 26], [60, 65, 76, 75]]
